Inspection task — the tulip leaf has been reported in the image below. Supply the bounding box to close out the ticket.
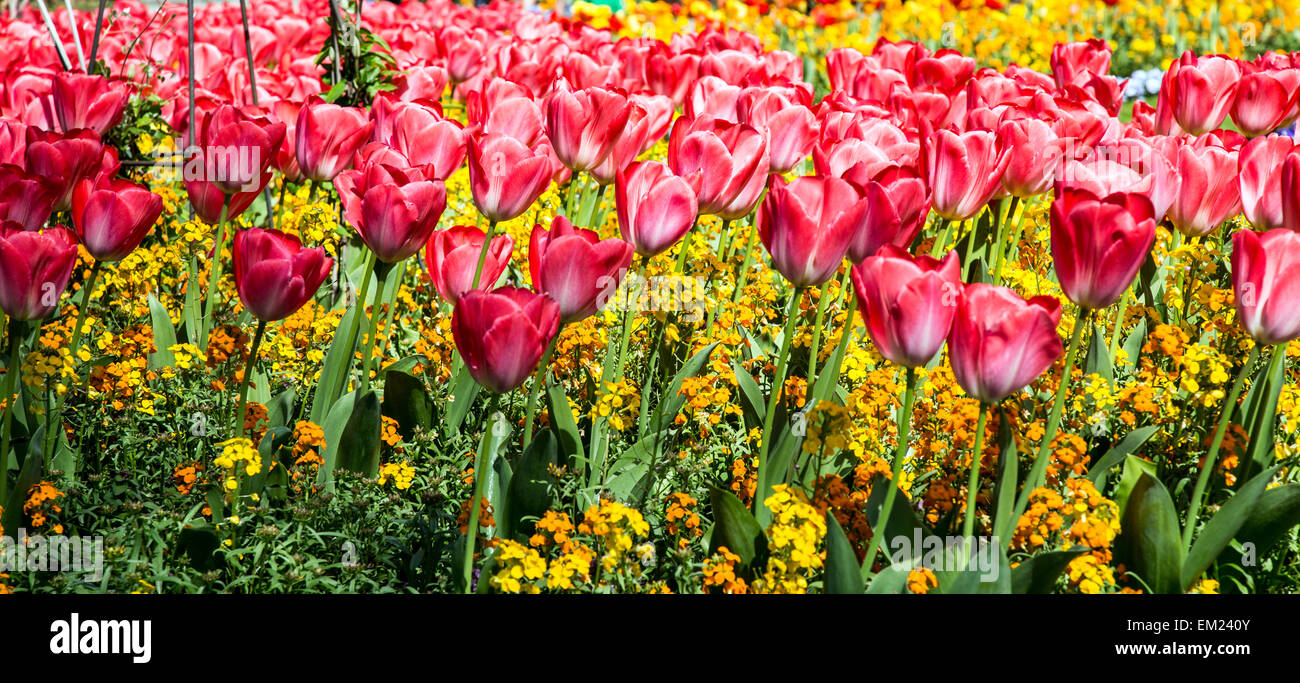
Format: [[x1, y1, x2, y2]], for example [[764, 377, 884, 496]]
[[991, 410, 1020, 540], [1083, 322, 1113, 382], [182, 262, 202, 345], [732, 358, 765, 429], [934, 543, 1010, 594], [1121, 318, 1147, 367], [755, 423, 801, 527], [1010, 548, 1088, 594], [1182, 465, 1276, 592], [380, 369, 432, 440], [445, 367, 481, 436], [1223, 483, 1300, 558], [334, 390, 382, 478], [2, 423, 45, 537], [1113, 454, 1157, 517], [245, 426, 293, 498], [653, 342, 719, 433], [486, 444, 512, 541], [544, 374, 585, 465], [862, 473, 932, 568], [822, 512, 864, 594], [146, 294, 178, 369], [1240, 348, 1285, 484], [707, 484, 766, 570], [317, 390, 357, 491], [1088, 425, 1160, 485], [505, 428, 561, 540], [266, 388, 297, 430], [310, 305, 360, 426], [864, 564, 911, 594], [1115, 471, 1184, 594]]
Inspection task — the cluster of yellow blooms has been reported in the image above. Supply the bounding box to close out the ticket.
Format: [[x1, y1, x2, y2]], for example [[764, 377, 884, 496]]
[[756, 485, 826, 594], [214, 438, 262, 491]]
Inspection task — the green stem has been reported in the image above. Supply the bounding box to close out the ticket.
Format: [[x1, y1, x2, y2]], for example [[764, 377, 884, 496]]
[[861, 366, 917, 581], [730, 225, 759, 303], [756, 286, 803, 499], [1107, 286, 1130, 363], [1010, 305, 1089, 532], [0, 318, 23, 503], [522, 332, 559, 449], [357, 263, 389, 395], [805, 278, 833, 389], [999, 200, 1031, 281], [67, 260, 102, 354], [463, 391, 500, 593], [1236, 344, 1287, 491], [1181, 345, 1260, 552], [339, 251, 375, 394], [990, 197, 1018, 286], [929, 217, 954, 258], [374, 260, 406, 374], [469, 221, 498, 293], [199, 202, 230, 347], [232, 319, 267, 437], [962, 403, 990, 539], [674, 218, 697, 274]]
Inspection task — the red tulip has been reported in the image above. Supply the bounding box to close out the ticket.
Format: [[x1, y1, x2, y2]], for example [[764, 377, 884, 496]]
[[24, 128, 107, 212], [466, 133, 554, 223], [50, 71, 130, 136], [757, 175, 864, 288], [0, 119, 25, 166], [0, 222, 78, 321], [1230, 67, 1300, 137], [1285, 151, 1300, 231], [1238, 135, 1295, 231], [925, 127, 1012, 221], [70, 178, 163, 262], [452, 287, 561, 394], [0, 165, 58, 231], [849, 165, 931, 263], [1049, 187, 1157, 310], [232, 227, 333, 322], [998, 117, 1066, 198], [615, 160, 698, 258], [948, 284, 1064, 404], [545, 84, 632, 173], [379, 102, 467, 182], [1050, 40, 1112, 89], [529, 216, 634, 323], [295, 97, 374, 182], [1233, 228, 1300, 345], [851, 246, 961, 368], [1160, 52, 1241, 136], [424, 224, 514, 305], [183, 105, 285, 223], [335, 162, 447, 263], [668, 116, 769, 221], [1167, 139, 1241, 237]]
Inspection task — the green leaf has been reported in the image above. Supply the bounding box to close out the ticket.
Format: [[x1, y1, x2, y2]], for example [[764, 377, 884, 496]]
[[334, 390, 382, 477], [1083, 321, 1113, 382], [380, 369, 432, 441], [865, 564, 910, 594], [266, 388, 297, 429], [1121, 318, 1147, 367], [182, 262, 202, 345], [317, 391, 357, 491], [1088, 425, 1160, 484], [505, 429, 561, 540], [2, 424, 46, 535], [147, 294, 177, 369], [486, 446, 512, 541], [935, 543, 1011, 594], [707, 485, 766, 570], [1241, 348, 1285, 480], [1113, 454, 1157, 516], [1182, 465, 1277, 592], [822, 512, 864, 594], [653, 342, 719, 432], [1228, 483, 1300, 556], [992, 411, 1019, 539], [310, 305, 360, 426], [1116, 472, 1184, 594], [732, 358, 765, 429], [544, 375, 585, 464], [245, 426, 293, 497], [1010, 548, 1088, 594], [445, 368, 481, 435]]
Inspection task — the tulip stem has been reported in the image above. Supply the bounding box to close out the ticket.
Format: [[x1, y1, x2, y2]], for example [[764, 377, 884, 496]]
[[674, 218, 697, 274], [756, 286, 802, 507], [469, 220, 498, 292], [805, 277, 834, 389], [962, 402, 991, 540], [861, 365, 917, 582], [1236, 344, 1287, 491], [199, 202, 230, 348], [0, 318, 24, 504], [522, 332, 559, 449], [232, 319, 267, 438], [463, 391, 500, 593], [1180, 239, 1202, 323], [67, 260, 102, 362], [929, 218, 953, 258], [1009, 305, 1089, 537], [1000, 200, 1031, 281], [730, 224, 759, 304], [1107, 286, 1130, 364], [990, 197, 1019, 286], [358, 263, 389, 395], [339, 250, 375, 396], [374, 260, 406, 374], [1181, 345, 1260, 553]]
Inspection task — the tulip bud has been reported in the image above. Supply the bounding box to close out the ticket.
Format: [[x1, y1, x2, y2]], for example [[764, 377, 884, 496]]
[[1232, 228, 1300, 345], [851, 246, 962, 368], [0, 222, 78, 321], [424, 225, 513, 306], [948, 284, 1065, 404], [452, 287, 561, 394], [232, 228, 334, 322], [1049, 187, 1157, 310]]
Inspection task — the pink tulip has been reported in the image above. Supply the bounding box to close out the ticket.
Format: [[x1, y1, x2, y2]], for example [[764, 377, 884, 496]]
[[295, 97, 374, 182], [1233, 228, 1300, 345], [1284, 152, 1300, 231], [668, 116, 769, 221], [545, 84, 632, 173], [757, 175, 864, 288], [424, 225, 514, 305], [529, 216, 634, 323], [0, 165, 58, 231], [232, 227, 333, 322], [850, 165, 931, 263], [1160, 52, 1241, 136], [1050, 187, 1157, 310], [851, 246, 961, 368], [948, 284, 1064, 404], [50, 71, 130, 136], [1230, 67, 1300, 137], [335, 162, 447, 263], [380, 102, 467, 182], [1167, 139, 1242, 237], [926, 127, 1012, 221], [452, 287, 560, 394], [0, 222, 78, 321], [1238, 135, 1295, 231], [24, 127, 108, 212], [1050, 40, 1112, 89], [615, 160, 698, 258], [70, 178, 163, 262], [466, 133, 554, 223], [998, 117, 1066, 198]]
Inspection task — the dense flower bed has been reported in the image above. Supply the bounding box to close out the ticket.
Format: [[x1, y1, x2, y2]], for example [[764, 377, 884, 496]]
[[0, 0, 1298, 595]]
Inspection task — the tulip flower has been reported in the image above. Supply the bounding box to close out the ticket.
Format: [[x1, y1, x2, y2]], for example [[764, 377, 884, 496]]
[[851, 246, 961, 368], [50, 71, 130, 136], [1160, 52, 1241, 136], [183, 105, 285, 224], [466, 133, 554, 224], [998, 117, 1066, 198], [1167, 140, 1242, 237], [335, 161, 448, 264], [545, 85, 633, 173], [1283, 151, 1300, 231], [232, 228, 333, 323], [424, 225, 514, 305], [615, 160, 698, 258], [1232, 228, 1300, 345], [382, 105, 467, 182], [70, 178, 164, 262], [757, 175, 864, 288], [1238, 135, 1295, 231], [0, 165, 58, 231], [295, 97, 374, 183], [926, 127, 1012, 221], [0, 222, 78, 321], [849, 166, 931, 263], [668, 116, 769, 221], [948, 283, 1064, 404], [0, 119, 25, 166], [24, 128, 108, 212], [452, 287, 561, 395], [1050, 40, 1112, 89], [1049, 187, 1157, 310], [528, 216, 634, 324], [1230, 67, 1300, 137]]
